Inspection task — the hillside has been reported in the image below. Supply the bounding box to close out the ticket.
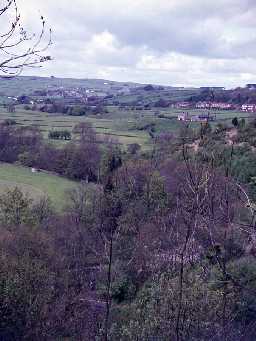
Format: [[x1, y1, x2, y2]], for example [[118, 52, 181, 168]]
[[0, 75, 142, 96], [0, 163, 76, 211]]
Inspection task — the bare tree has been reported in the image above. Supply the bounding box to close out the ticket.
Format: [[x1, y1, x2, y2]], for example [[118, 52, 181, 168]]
[[0, 0, 52, 76]]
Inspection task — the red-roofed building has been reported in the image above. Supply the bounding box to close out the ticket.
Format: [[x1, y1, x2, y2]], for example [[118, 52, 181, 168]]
[[241, 104, 256, 112]]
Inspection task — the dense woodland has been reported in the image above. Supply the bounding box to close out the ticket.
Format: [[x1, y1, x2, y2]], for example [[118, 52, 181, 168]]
[[188, 86, 256, 105], [1, 1, 256, 340], [0, 118, 256, 340]]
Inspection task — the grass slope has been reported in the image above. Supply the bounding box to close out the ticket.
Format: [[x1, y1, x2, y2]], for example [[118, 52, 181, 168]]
[[0, 76, 140, 97], [0, 163, 76, 211], [0, 105, 250, 151], [0, 106, 151, 148]]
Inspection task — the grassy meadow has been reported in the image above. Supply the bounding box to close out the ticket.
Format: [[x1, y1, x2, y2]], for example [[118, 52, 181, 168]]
[[0, 105, 250, 150], [0, 106, 151, 148], [0, 105, 249, 210], [0, 163, 76, 211], [0, 81, 252, 208]]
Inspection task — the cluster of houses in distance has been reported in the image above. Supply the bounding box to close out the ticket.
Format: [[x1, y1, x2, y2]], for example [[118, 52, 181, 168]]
[[2, 77, 256, 119], [177, 112, 216, 122], [174, 101, 256, 112], [241, 104, 256, 112]]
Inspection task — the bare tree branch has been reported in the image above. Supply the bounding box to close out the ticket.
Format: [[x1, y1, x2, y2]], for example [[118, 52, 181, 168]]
[[0, 0, 52, 76]]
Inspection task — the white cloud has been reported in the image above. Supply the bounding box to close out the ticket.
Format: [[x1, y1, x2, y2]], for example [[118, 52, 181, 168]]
[[4, 0, 256, 87]]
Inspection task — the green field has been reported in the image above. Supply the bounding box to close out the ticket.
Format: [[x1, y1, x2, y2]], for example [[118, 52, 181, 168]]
[[0, 76, 253, 212], [0, 76, 251, 149], [0, 76, 140, 97], [0, 105, 250, 150], [0, 163, 77, 211], [0, 106, 152, 148]]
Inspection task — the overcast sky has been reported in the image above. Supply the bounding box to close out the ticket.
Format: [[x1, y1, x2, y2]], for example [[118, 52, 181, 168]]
[[8, 0, 256, 87]]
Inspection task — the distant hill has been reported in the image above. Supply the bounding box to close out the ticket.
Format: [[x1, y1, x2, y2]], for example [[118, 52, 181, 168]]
[[3, 76, 255, 106], [0, 76, 143, 97], [0, 76, 184, 97]]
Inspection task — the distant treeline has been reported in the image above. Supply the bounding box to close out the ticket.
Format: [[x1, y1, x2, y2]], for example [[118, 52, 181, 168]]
[[2, 115, 256, 340], [0, 122, 124, 183], [24, 102, 108, 116], [189, 87, 256, 104]]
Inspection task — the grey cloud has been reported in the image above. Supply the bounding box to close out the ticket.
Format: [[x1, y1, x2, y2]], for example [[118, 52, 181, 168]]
[[21, 0, 256, 59], [14, 0, 256, 87]]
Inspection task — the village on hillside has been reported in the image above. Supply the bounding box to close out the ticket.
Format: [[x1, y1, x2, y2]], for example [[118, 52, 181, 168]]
[[1, 78, 256, 120]]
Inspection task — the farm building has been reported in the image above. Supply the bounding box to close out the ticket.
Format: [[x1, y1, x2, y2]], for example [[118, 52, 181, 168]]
[[196, 102, 211, 109], [178, 112, 216, 122], [210, 102, 233, 110], [177, 112, 190, 121], [241, 104, 256, 112], [175, 102, 191, 109], [196, 102, 233, 110]]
